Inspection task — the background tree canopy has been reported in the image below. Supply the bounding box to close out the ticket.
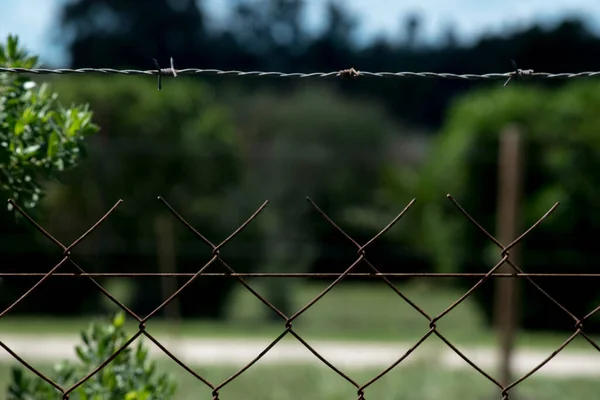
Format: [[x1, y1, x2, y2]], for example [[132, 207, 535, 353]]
[[56, 0, 600, 129], [391, 81, 600, 331]]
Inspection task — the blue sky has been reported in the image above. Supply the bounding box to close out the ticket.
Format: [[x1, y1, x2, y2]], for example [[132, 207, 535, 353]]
[[1, 0, 599, 66]]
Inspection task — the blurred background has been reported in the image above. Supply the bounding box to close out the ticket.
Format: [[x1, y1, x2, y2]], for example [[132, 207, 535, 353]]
[[2, 0, 600, 399]]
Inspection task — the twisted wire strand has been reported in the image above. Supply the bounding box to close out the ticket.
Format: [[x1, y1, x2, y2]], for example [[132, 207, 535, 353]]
[[2, 66, 600, 81]]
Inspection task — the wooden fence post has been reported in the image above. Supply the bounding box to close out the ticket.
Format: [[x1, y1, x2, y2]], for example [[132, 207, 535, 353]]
[[154, 214, 181, 329], [494, 124, 524, 388]]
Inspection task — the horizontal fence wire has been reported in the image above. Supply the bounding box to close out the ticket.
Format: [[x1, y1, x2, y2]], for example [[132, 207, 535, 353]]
[[2, 62, 600, 90], [1, 272, 599, 278], [2, 193, 600, 400]]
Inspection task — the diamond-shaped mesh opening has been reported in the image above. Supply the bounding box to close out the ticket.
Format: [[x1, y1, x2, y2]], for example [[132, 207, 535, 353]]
[[200, 333, 361, 399], [209, 361, 359, 400], [363, 358, 502, 400], [513, 362, 600, 400], [289, 279, 434, 342]]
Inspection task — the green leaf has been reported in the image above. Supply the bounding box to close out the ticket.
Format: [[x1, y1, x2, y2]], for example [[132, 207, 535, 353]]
[[136, 342, 148, 363], [75, 345, 90, 363], [47, 131, 58, 158], [125, 391, 140, 400], [7, 35, 17, 59], [10, 367, 24, 384], [55, 157, 64, 171], [81, 332, 90, 346], [22, 144, 40, 157], [14, 120, 24, 135], [113, 312, 126, 329]]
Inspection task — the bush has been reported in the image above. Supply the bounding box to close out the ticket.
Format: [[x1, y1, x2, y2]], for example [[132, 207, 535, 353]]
[[0, 34, 97, 209], [6, 312, 177, 400]]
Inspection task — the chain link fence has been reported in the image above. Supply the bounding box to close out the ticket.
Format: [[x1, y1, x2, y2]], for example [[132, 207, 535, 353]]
[[1, 192, 597, 400]]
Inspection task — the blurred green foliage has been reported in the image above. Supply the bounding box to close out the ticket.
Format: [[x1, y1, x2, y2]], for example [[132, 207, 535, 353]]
[[228, 85, 411, 315], [59, 0, 600, 130], [384, 81, 600, 331], [0, 34, 97, 209], [23, 75, 244, 318], [7, 312, 177, 400]]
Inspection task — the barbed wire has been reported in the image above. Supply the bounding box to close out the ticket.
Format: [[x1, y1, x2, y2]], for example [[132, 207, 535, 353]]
[[3, 60, 600, 90], [1, 272, 599, 278]]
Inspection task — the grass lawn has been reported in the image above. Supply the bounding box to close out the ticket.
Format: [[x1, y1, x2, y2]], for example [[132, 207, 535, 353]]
[[0, 280, 597, 350], [0, 359, 598, 400]]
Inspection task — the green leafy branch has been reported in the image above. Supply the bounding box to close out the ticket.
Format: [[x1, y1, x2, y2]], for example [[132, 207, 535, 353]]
[[0, 34, 98, 209]]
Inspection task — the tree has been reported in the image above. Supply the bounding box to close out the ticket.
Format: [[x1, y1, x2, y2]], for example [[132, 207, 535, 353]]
[[58, 0, 208, 68], [403, 13, 422, 49], [302, 1, 358, 72], [391, 81, 600, 332]]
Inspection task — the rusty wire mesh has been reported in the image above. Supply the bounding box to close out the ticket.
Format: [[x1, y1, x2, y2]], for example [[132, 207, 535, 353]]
[[2, 193, 599, 400]]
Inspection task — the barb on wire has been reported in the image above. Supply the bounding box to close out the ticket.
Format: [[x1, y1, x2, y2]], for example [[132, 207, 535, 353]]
[[152, 57, 177, 90], [504, 59, 534, 86], [3, 63, 600, 83]]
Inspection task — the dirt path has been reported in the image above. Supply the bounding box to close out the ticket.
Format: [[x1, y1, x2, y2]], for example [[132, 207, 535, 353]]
[[1, 334, 598, 378]]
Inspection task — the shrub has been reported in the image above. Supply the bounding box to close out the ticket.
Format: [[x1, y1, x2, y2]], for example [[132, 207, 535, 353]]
[[0, 34, 97, 210], [6, 312, 177, 400]]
